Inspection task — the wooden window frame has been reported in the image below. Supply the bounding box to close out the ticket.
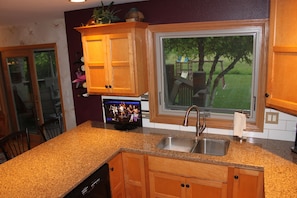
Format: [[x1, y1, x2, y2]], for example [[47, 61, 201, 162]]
[[147, 19, 268, 131]]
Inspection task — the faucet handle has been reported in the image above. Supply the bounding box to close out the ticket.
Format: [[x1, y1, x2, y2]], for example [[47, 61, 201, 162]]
[[199, 122, 206, 133]]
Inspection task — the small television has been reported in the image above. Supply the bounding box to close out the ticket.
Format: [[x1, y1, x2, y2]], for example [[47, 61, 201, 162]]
[[103, 99, 142, 130]]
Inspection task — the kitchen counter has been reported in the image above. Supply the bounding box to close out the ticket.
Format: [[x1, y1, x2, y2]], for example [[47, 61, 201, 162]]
[[0, 121, 296, 197]]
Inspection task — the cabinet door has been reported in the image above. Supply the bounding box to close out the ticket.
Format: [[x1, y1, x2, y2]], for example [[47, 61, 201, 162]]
[[149, 171, 186, 198], [232, 168, 264, 198], [149, 171, 227, 198], [76, 22, 148, 96], [266, 0, 297, 115], [109, 153, 125, 198], [107, 33, 135, 94], [122, 152, 147, 198], [82, 35, 109, 94], [186, 178, 227, 198]]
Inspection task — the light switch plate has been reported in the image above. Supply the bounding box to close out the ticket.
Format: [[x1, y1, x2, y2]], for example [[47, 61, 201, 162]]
[[265, 112, 279, 124]]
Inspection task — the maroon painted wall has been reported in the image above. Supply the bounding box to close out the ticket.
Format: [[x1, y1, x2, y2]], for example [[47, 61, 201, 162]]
[[64, 0, 269, 125]]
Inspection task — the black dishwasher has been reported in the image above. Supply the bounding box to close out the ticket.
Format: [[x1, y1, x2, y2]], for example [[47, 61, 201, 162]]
[[64, 163, 111, 198]]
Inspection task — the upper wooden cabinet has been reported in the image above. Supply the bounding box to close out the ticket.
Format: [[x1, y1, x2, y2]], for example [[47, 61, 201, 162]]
[[76, 22, 148, 96], [266, 0, 297, 115]]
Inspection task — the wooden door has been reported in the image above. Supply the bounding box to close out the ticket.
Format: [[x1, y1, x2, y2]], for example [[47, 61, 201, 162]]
[[0, 45, 63, 135], [109, 153, 126, 198], [149, 171, 227, 198], [1, 49, 41, 132], [232, 168, 264, 198], [108, 33, 135, 94], [266, 0, 297, 115], [149, 171, 186, 198], [82, 35, 109, 94], [186, 178, 227, 198], [122, 152, 147, 198]]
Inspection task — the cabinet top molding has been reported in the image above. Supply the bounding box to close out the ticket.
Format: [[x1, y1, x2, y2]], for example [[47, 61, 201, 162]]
[[75, 21, 149, 32]]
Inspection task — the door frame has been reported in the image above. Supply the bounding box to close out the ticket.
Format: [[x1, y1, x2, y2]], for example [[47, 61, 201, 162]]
[[0, 43, 63, 134]]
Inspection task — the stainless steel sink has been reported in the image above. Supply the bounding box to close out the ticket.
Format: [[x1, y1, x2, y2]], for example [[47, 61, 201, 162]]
[[157, 137, 196, 152], [191, 138, 230, 156], [157, 136, 230, 156]]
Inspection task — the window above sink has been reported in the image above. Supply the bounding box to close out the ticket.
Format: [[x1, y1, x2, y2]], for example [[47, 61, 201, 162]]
[[147, 19, 268, 132]]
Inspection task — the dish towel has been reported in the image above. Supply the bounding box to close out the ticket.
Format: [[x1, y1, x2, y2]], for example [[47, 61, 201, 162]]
[[233, 112, 246, 138]]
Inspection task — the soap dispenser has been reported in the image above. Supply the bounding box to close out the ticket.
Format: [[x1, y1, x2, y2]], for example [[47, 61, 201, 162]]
[[291, 123, 297, 153]]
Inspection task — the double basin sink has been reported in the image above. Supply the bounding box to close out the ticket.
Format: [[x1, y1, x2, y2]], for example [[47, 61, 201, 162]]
[[157, 136, 230, 156]]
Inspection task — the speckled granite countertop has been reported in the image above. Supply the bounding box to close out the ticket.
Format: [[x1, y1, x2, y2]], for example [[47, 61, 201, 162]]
[[0, 121, 296, 197]]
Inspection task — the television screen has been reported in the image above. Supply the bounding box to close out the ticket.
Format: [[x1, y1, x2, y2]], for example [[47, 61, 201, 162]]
[[103, 99, 142, 128]]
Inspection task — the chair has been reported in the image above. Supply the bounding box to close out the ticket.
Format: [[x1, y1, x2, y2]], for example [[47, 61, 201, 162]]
[[39, 118, 62, 141], [0, 128, 30, 161]]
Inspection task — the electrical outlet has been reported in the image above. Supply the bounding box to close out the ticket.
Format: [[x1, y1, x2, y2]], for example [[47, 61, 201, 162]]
[[265, 112, 279, 124]]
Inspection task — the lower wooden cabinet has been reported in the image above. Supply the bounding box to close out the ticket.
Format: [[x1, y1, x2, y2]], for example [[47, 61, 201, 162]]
[[148, 155, 228, 198], [229, 167, 264, 198], [149, 171, 227, 198], [108, 153, 126, 198], [122, 152, 147, 198], [108, 152, 264, 198]]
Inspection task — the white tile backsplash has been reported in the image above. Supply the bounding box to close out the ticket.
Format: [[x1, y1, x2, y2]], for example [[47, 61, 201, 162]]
[[279, 111, 297, 121], [142, 101, 297, 142], [264, 120, 287, 130], [286, 120, 297, 131], [141, 101, 149, 111], [268, 129, 296, 141], [142, 118, 155, 128], [154, 123, 181, 131]]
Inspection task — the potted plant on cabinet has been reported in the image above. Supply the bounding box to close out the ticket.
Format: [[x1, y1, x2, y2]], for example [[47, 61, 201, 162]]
[[92, 1, 120, 24]]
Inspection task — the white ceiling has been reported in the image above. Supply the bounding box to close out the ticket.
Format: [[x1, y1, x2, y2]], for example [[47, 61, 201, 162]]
[[0, 0, 146, 27]]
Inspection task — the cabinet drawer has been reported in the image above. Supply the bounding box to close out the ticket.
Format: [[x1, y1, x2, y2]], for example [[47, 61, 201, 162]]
[[148, 156, 228, 182]]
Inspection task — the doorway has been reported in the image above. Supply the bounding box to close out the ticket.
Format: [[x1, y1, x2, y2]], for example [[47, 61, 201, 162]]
[[0, 44, 63, 135]]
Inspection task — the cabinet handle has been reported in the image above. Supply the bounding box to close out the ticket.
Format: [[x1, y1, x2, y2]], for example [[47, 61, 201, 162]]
[[108, 85, 112, 88], [186, 184, 190, 188], [181, 183, 185, 187], [105, 85, 108, 88], [265, 93, 270, 98], [110, 167, 114, 171], [234, 175, 239, 179]]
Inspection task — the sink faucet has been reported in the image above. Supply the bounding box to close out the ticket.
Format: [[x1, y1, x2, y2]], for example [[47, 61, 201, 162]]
[[183, 105, 206, 142]]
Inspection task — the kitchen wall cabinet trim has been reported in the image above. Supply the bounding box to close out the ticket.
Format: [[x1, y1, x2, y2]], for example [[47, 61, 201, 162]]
[[76, 22, 148, 96]]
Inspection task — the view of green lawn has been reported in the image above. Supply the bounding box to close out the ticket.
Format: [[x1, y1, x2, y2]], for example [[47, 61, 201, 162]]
[[166, 55, 252, 110]]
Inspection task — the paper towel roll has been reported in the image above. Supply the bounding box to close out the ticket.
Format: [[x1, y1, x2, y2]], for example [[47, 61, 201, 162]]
[[233, 112, 246, 138]]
